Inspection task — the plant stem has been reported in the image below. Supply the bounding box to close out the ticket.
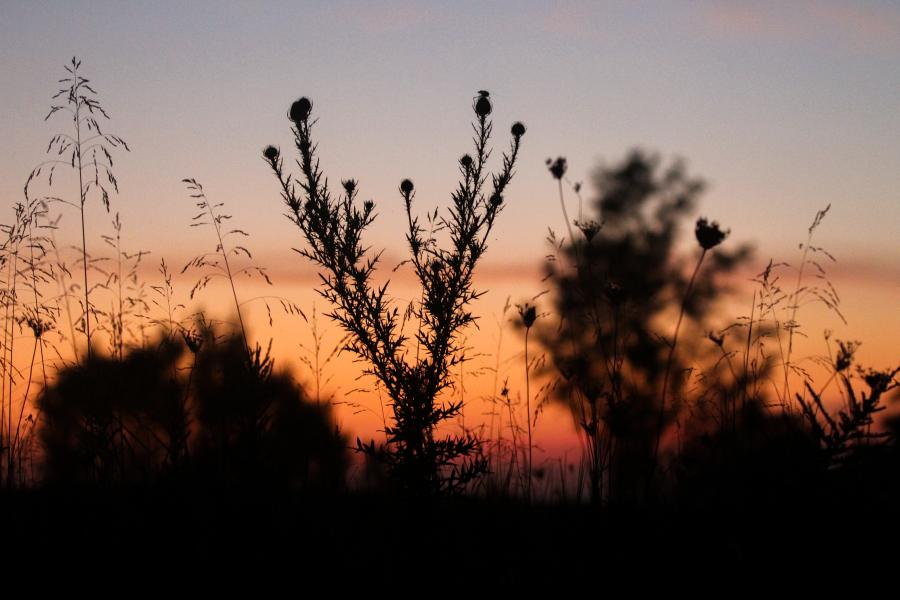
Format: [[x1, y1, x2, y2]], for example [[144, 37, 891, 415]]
[[654, 248, 707, 465]]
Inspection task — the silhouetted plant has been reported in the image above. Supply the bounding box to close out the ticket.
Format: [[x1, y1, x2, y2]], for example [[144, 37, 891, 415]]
[[0, 197, 60, 486], [266, 92, 525, 495], [189, 322, 346, 490], [27, 57, 129, 359], [37, 337, 184, 484], [536, 150, 752, 503], [98, 213, 150, 359], [654, 216, 730, 462], [37, 324, 345, 489], [795, 360, 898, 468], [517, 301, 538, 502], [181, 178, 303, 354]]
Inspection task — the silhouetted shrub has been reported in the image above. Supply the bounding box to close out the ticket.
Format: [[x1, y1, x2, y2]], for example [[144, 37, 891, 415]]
[[38, 328, 346, 490], [537, 150, 753, 503], [190, 324, 346, 490], [266, 92, 524, 495]]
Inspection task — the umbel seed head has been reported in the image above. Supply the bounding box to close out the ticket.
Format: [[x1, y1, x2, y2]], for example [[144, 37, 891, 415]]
[[547, 156, 567, 180], [695, 217, 730, 250], [511, 122, 526, 138], [400, 179, 414, 194], [289, 97, 312, 123], [263, 145, 279, 162]]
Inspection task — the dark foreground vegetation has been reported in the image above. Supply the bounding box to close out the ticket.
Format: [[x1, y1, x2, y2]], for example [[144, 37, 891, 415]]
[[2, 60, 899, 582]]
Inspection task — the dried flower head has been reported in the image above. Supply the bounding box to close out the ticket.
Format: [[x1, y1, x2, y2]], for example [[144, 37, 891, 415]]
[[695, 217, 729, 250], [547, 156, 567, 180], [399, 178, 414, 195], [289, 97, 312, 123], [511, 122, 526, 138], [575, 219, 602, 243], [518, 303, 537, 329], [263, 145, 280, 162], [342, 179, 357, 195], [835, 339, 860, 372], [489, 193, 503, 207], [459, 154, 473, 169]]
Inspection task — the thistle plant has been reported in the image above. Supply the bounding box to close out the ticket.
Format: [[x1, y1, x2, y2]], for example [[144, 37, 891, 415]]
[[265, 92, 524, 495], [27, 57, 129, 360]]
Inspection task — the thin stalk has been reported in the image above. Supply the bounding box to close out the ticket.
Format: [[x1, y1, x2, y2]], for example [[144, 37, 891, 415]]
[[654, 248, 707, 464], [524, 326, 533, 503], [205, 200, 248, 353], [74, 71, 91, 360]]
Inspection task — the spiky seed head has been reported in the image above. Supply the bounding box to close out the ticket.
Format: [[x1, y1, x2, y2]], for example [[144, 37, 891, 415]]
[[263, 145, 279, 162], [342, 179, 357, 195], [400, 179, 414, 195], [511, 122, 526, 138], [289, 97, 312, 123], [460, 154, 473, 169]]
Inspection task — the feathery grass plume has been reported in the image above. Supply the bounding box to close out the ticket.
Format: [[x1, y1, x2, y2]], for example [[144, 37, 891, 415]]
[[181, 178, 304, 354], [267, 92, 524, 495], [98, 213, 150, 360], [27, 57, 129, 360]]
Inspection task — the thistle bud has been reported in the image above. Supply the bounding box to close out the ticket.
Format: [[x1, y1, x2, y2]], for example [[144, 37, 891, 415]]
[[511, 122, 526, 138], [289, 97, 312, 123], [342, 179, 357, 195], [460, 154, 473, 169], [400, 179, 414, 195], [474, 91, 492, 117], [263, 145, 279, 162]]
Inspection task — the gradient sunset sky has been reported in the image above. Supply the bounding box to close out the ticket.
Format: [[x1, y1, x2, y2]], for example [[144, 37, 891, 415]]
[[1, 1, 898, 452]]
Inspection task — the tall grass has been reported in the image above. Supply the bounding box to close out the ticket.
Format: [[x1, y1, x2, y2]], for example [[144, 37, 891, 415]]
[[28, 57, 129, 360]]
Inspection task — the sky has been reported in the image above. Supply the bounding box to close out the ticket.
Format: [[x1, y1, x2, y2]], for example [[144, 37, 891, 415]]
[[1, 0, 899, 457]]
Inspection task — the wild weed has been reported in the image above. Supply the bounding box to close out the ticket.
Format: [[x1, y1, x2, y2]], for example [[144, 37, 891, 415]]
[[181, 178, 303, 354], [28, 57, 129, 359], [265, 92, 525, 494]]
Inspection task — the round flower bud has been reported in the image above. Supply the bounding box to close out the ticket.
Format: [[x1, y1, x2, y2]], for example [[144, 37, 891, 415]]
[[289, 97, 312, 123], [460, 154, 473, 169], [263, 145, 279, 162], [511, 122, 526, 138], [474, 95, 492, 118], [400, 179, 414, 195]]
